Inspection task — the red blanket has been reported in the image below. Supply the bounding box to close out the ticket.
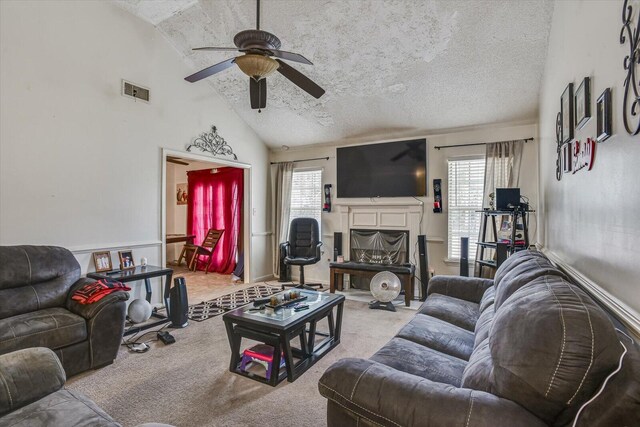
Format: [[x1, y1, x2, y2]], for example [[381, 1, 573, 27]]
[[72, 279, 131, 304]]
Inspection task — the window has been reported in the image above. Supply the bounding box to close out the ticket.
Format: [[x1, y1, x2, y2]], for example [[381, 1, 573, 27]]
[[447, 157, 485, 260], [290, 169, 323, 234]]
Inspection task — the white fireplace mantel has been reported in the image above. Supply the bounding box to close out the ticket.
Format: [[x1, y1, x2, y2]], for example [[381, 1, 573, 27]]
[[337, 201, 424, 294]]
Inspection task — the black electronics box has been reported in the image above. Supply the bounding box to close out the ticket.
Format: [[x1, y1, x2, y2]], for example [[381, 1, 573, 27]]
[[496, 188, 521, 210]]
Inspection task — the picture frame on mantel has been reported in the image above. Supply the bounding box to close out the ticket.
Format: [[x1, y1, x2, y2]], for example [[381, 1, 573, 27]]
[[596, 88, 612, 142], [575, 77, 591, 129], [561, 83, 574, 143]]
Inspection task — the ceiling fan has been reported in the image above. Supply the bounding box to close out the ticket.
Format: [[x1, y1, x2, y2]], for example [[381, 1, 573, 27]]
[[184, 0, 325, 112]]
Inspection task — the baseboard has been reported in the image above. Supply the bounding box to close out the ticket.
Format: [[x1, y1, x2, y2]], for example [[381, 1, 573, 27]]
[[254, 274, 276, 282], [541, 247, 640, 340]]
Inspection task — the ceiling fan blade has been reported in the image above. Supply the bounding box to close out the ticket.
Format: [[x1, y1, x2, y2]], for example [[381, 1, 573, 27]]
[[193, 47, 240, 52], [249, 78, 267, 109], [275, 59, 325, 99], [184, 57, 236, 83], [268, 49, 312, 65]]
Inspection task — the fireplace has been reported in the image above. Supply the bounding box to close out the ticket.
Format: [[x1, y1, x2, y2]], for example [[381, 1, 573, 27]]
[[350, 229, 409, 264], [336, 200, 422, 295], [349, 229, 409, 289]]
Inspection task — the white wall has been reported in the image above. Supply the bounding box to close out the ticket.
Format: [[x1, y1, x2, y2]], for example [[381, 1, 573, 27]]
[[0, 1, 273, 303], [270, 122, 539, 283], [538, 1, 640, 319]]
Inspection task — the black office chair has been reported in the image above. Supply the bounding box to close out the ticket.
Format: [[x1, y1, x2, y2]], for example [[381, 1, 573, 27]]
[[281, 218, 323, 290]]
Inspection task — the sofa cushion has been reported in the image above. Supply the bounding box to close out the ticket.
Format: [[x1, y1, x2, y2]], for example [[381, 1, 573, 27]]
[[461, 337, 494, 393], [479, 286, 495, 313], [493, 251, 567, 310], [0, 308, 86, 355], [474, 305, 494, 348], [370, 337, 466, 386], [489, 275, 624, 425], [0, 246, 81, 319], [417, 293, 479, 331], [0, 388, 121, 427], [396, 314, 475, 361]]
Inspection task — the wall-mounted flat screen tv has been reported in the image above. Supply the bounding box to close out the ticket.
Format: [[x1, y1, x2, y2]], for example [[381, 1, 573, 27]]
[[337, 138, 427, 198]]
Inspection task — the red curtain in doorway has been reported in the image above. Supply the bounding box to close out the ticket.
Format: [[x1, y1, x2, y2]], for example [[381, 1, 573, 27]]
[[187, 167, 243, 274]]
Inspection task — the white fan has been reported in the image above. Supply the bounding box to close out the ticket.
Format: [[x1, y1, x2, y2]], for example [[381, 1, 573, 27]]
[[369, 271, 402, 312]]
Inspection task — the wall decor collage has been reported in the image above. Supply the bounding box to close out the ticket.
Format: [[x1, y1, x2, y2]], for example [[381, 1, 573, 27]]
[[556, 77, 608, 181], [555, 0, 639, 181]]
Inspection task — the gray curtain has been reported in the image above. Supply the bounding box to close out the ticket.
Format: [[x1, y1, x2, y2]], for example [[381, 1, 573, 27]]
[[271, 162, 294, 276], [482, 140, 524, 208], [475, 140, 525, 276]]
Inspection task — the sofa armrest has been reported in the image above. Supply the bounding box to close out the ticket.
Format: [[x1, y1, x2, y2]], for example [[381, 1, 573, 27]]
[[66, 277, 129, 319], [319, 358, 545, 427], [0, 347, 65, 416], [426, 275, 494, 303]]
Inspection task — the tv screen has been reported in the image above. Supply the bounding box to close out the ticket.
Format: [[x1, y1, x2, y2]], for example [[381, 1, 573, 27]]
[[337, 139, 427, 198]]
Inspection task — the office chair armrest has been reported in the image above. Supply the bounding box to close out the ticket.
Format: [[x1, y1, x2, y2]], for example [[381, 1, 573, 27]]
[[314, 242, 323, 262]]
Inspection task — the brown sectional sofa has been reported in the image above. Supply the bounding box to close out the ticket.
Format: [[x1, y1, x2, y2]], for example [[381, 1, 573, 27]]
[[319, 250, 640, 426]]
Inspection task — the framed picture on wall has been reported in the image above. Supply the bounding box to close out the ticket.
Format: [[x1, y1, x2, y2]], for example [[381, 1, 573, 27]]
[[92, 251, 113, 273], [596, 88, 612, 142], [118, 250, 135, 270], [176, 183, 188, 205], [575, 77, 591, 129], [561, 83, 574, 143]]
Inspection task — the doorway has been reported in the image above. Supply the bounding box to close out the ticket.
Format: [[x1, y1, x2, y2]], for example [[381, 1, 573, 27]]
[[161, 148, 251, 303]]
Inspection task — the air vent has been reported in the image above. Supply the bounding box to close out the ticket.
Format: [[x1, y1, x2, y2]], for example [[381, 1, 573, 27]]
[[122, 80, 150, 103]]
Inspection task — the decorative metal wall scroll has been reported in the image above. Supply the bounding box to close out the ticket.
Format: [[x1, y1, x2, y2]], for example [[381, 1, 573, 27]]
[[620, 0, 640, 135], [556, 112, 563, 181], [186, 125, 237, 160]]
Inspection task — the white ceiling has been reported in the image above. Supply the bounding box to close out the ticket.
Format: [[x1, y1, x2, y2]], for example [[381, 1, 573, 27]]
[[115, 0, 554, 148]]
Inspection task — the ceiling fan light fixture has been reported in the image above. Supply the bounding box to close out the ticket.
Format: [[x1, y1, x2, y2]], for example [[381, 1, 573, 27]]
[[235, 54, 279, 80]]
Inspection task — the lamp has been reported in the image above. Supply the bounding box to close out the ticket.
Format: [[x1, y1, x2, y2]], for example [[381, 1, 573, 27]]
[[235, 54, 279, 80]]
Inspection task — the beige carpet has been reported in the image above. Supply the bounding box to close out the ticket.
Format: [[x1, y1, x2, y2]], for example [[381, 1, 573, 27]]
[[66, 298, 414, 427]]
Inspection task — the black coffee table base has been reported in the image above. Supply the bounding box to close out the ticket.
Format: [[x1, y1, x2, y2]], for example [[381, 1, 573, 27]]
[[223, 301, 344, 387]]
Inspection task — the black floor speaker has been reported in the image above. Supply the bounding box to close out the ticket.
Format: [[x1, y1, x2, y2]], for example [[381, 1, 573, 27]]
[[333, 232, 343, 261], [167, 277, 189, 328], [460, 237, 469, 277], [418, 235, 429, 301], [278, 243, 291, 282]]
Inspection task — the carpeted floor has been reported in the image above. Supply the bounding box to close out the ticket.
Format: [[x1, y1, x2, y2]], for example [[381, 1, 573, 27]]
[[66, 298, 415, 427]]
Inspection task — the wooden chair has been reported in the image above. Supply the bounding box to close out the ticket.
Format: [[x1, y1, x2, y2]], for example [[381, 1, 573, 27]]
[[187, 229, 224, 273]]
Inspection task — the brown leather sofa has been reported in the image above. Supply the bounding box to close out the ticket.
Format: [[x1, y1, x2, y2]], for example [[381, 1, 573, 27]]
[[0, 245, 128, 376], [319, 250, 640, 426]]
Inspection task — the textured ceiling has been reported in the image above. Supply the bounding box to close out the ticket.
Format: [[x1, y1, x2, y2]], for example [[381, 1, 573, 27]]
[[115, 0, 554, 147]]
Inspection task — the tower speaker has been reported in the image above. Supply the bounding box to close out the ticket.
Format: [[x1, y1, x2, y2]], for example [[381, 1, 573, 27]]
[[333, 232, 343, 261], [460, 237, 469, 277], [278, 243, 291, 282], [167, 277, 189, 328], [417, 235, 429, 301]]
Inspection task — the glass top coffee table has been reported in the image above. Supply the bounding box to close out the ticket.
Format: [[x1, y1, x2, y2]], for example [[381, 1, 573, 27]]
[[222, 289, 345, 386]]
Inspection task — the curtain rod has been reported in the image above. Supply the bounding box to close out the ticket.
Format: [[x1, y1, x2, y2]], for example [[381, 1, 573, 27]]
[[433, 137, 534, 150], [270, 156, 329, 165]]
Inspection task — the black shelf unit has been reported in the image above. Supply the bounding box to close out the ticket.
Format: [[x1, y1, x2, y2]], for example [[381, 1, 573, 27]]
[[475, 208, 534, 276]]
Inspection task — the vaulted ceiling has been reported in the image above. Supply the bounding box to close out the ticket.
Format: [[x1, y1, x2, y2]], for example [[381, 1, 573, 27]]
[[115, 0, 554, 148]]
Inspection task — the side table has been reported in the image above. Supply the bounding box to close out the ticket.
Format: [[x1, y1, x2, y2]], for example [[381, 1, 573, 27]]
[[87, 265, 173, 335]]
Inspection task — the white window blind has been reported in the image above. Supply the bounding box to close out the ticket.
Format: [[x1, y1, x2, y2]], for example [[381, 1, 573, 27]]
[[290, 169, 322, 234], [448, 158, 485, 260]]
